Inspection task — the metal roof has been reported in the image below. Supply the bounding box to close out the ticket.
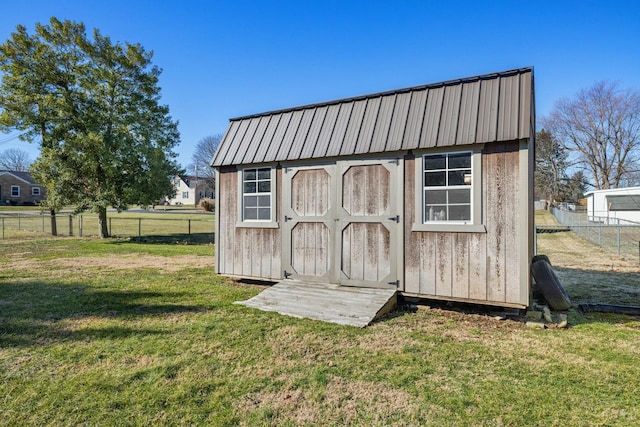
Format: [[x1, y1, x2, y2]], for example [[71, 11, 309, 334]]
[[212, 67, 534, 167]]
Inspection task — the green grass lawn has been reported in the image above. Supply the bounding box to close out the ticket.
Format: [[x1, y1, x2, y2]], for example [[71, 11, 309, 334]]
[[0, 232, 639, 425]]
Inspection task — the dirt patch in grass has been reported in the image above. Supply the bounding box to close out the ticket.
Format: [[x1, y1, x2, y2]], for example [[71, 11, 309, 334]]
[[6, 254, 213, 274], [238, 376, 419, 425]]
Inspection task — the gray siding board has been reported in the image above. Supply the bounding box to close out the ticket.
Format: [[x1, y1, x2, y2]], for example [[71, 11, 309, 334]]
[[222, 119, 251, 166], [313, 104, 340, 158], [456, 81, 481, 145], [212, 120, 240, 166], [354, 97, 382, 154], [420, 86, 445, 148], [242, 115, 270, 164], [211, 68, 534, 167], [264, 112, 292, 163], [437, 84, 463, 146], [477, 78, 500, 143], [341, 99, 367, 156], [386, 92, 412, 151], [290, 108, 317, 160], [519, 73, 532, 140], [232, 117, 260, 165], [277, 110, 304, 161], [370, 94, 396, 153], [253, 115, 280, 165], [325, 102, 353, 157], [498, 75, 520, 141], [402, 90, 427, 150], [301, 107, 326, 159]]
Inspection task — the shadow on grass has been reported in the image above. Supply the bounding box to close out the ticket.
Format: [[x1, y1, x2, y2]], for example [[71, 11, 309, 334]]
[[554, 266, 640, 325], [0, 281, 207, 348], [117, 232, 215, 245]]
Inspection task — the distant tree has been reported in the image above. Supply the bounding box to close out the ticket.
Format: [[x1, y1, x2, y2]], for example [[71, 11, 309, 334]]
[[535, 129, 569, 205], [0, 147, 30, 171], [543, 81, 640, 190], [190, 134, 221, 192], [557, 170, 588, 203], [0, 18, 181, 237]]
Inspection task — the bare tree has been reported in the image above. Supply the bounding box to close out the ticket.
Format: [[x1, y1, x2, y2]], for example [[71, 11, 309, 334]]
[[191, 134, 222, 190], [534, 129, 568, 204], [0, 147, 31, 171], [543, 81, 640, 190]]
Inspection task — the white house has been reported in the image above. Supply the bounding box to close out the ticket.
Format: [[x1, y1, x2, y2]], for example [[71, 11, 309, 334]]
[[585, 186, 640, 224], [164, 175, 215, 206]]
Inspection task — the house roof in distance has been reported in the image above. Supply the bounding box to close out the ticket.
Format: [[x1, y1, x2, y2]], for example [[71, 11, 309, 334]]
[[0, 170, 40, 185], [212, 67, 535, 167]]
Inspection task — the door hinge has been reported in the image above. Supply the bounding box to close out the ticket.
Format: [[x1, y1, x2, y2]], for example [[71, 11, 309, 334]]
[[389, 158, 399, 165], [388, 215, 400, 223], [284, 270, 292, 279], [284, 215, 292, 222], [388, 280, 399, 287]]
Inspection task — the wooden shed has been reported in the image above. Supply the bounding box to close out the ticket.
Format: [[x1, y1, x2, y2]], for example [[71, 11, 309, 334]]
[[212, 67, 535, 309]]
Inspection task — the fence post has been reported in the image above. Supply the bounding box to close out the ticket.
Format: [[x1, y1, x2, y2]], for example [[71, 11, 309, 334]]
[[79, 215, 83, 237], [109, 218, 112, 237], [617, 220, 621, 256], [69, 215, 73, 236], [138, 218, 141, 242], [1, 217, 4, 240], [42, 213, 45, 232]]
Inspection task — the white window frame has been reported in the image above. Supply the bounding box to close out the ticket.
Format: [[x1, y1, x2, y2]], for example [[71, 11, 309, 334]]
[[413, 147, 486, 233], [32, 187, 41, 196], [11, 185, 20, 197], [182, 191, 189, 199], [237, 165, 278, 228]]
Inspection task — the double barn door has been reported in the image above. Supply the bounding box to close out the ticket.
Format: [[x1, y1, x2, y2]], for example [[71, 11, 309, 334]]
[[282, 158, 402, 289]]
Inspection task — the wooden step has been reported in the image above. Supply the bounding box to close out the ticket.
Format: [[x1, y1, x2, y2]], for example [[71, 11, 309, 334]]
[[235, 281, 397, 327]]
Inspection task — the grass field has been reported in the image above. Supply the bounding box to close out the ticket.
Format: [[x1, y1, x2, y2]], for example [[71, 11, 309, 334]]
[[0, 215, 639, 426]]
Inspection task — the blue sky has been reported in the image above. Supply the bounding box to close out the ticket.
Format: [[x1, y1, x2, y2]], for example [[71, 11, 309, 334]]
[[1, 0, 639, 169]]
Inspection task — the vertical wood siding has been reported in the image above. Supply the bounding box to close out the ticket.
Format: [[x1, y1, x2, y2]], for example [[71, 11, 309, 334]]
[[404, 142, 524, 306], [217, 168, 282, 279]]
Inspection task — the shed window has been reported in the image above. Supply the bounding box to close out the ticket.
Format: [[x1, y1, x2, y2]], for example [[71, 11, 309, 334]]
[[242, 167, 272, 221], [32, 187, 40, 196], [182, 191, 189, 199], [11, 186, 20, 197], [423, 152, 472, 223]]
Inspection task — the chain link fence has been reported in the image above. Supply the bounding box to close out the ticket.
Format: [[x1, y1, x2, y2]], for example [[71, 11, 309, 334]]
[[0, 212, 215, 244], [546, 207, 640, 264]]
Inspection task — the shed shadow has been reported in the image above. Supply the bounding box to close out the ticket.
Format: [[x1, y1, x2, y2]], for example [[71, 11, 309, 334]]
[[0, 281, 207, 348]]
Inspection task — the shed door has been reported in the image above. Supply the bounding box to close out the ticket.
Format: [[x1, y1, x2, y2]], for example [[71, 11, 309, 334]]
[[282, 165, 337, 282], [336, 159, 401, 288], [283, 158, 401, 289]]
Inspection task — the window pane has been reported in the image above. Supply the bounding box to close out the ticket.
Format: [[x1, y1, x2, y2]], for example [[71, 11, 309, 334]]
[[244, 207, 257, 220], [448, 170, 470, 186], [425, 205, 448, 221], [258, 208, 271, 220], [244, 182, 256, 193], [425, 189, 447, 204], [425, 171, 446, 186], [448, 153, 471, 169], [244, 169, 256, 181], [449, 205, 471, 221], [244, 195, 257, 207], [258, 180, 271, 193], [424, 155, 446, 170], [257, 168, 271, 180], [448, 189, 470, 204], [257, 195, 270, 207]]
